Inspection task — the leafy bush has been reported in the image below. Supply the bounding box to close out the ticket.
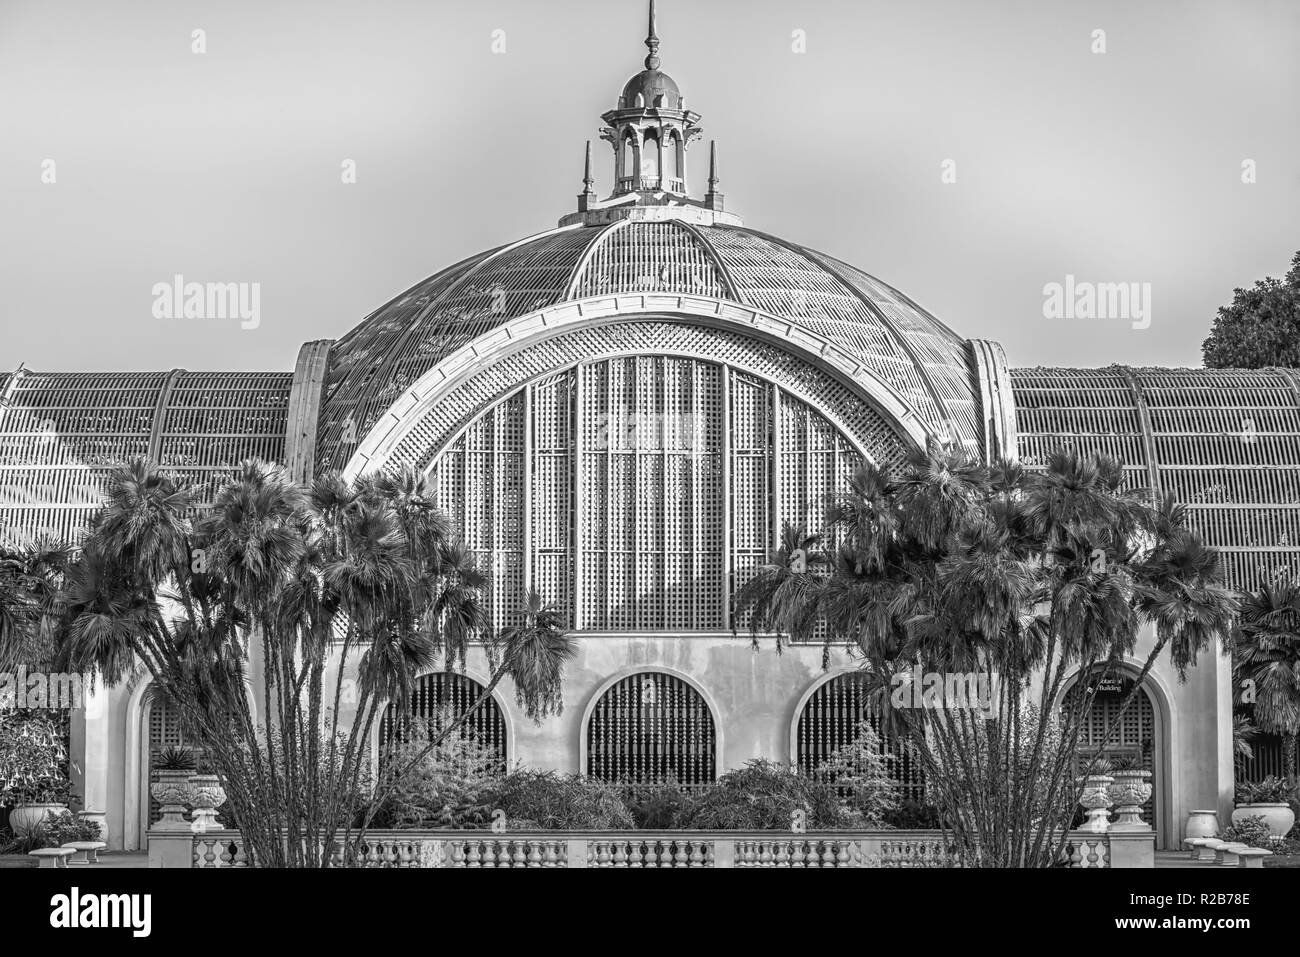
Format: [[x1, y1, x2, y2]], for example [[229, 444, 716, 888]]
[[483, 771, 634, 830], [43, 810, 100, 845], [1236, 775, 1296, 804], [370, 736, 503, 829], [881, 799, 942, 830], [625, 783, 690, 830], [1222, 815, 1276, 851], [672, 760, 857, 830]]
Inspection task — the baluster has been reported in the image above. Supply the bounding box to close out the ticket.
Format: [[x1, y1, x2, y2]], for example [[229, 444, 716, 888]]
[[466, 841, 482, 867], [510, 841, 527, 868], [774, 841, 791, 867], [821, 841, 838, 868], [527, 842, 543, 867], [627, 840, 644, 867], [673, 840, 689, 868], [790, 841, 806, 868], [758, 841, 774, 867], [835, 842, 851, 868], [689, 842, 705, 867]]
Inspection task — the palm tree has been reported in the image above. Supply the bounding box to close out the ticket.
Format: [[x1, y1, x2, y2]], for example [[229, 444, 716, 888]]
[[1235, 578, 1300, 780], [0, 541, 70, 672]]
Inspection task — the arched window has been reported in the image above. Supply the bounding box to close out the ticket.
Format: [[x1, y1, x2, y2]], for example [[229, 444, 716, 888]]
[[378, 672, 508, 770], [662, 130, 680, 185], [621, 130, 637, 183], [795, 672, 925, 803], [586, 671, 716, 789], [640, 129, 661, 185]]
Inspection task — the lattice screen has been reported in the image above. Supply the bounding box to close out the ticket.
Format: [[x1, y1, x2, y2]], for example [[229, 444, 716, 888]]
[[428, 356, 866, 634], [377, 672, 508, 769], [795, 672, 927, 803], [585, 672, 716, 787]]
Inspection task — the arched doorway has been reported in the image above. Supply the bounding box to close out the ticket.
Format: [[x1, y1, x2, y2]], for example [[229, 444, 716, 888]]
[[1063, 669, 1165, 845], [793, 671, 926, 805], [377, 671, 509, 770], [585, 670, 716, 789]]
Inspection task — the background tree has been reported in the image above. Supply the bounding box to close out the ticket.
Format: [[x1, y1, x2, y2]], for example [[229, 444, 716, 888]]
[[1202, 251, 1300, 368], [734, 445, 1238, 867]]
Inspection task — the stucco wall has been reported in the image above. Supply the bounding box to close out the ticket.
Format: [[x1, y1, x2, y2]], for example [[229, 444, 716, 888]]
[[79, 627, 1231, 851]]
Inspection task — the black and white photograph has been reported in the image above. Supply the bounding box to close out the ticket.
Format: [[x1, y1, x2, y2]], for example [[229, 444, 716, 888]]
[[1, 0, 1297, 937]]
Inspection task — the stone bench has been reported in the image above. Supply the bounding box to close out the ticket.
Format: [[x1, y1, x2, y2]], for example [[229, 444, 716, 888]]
[[1218, 842, 1250, 866], [1235, 847, 1273, 869], [1183, 837, 1212, 860], [62, 841, 108, 864], [28, 848, 75, 869], [1191, 838, 1224, 862]]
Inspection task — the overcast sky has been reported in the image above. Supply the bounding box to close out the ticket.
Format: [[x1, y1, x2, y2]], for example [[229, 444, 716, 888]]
[[1, 0, 1296, 374]]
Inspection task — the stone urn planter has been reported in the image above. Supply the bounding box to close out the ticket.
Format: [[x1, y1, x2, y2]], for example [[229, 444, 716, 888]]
[[1231, 803, 1296, 839], [10, 803, 68, 831], [1078, 774, 1115, 832], [1185, 809, 1220, 840], [149, 770, 194, 831], [1107, 770, 1153, 831], [187, 774, 226, 833]]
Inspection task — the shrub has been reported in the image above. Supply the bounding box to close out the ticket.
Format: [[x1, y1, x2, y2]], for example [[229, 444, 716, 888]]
[[672, 760, 857, 830], [1236, 775, 1296, 805], [0, 819, 51, 854], [371, 735, 503, 829], [0, 712, 70, 807], [814, 722, 901, 825], [483, 771, 634, 830], [881, 799, 942, 830], [43, 810, 100, 845], [624, 782, 689, 830], [1222, 814, 1278, 851]]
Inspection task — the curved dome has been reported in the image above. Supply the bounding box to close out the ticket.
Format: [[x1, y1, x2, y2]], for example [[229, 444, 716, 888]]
[[315, 221, 982, 473], [620, 68, 682, 109]]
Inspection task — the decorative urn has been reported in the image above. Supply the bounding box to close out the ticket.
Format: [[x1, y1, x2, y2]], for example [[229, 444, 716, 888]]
[[149, 770, 194, 831], [187, 774, 227, 832], [1078, 775, 1115, 832], [1107, 770, 1153, 830]]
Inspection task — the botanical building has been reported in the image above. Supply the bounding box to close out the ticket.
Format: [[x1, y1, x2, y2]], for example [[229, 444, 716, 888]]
[[3, 8, 1298, 852]]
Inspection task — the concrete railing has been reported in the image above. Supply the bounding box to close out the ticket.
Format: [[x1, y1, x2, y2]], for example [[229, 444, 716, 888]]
[[148, 827, 1155, 868]]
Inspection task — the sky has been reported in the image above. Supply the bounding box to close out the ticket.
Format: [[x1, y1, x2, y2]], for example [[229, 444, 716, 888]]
[[1, 0, 1297, 374]]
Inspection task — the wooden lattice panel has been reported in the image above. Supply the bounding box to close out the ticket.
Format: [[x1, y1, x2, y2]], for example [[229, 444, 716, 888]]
[[585, 672, 716, 787], [795, 672, 926, 802], [426, 352, 881, 634]]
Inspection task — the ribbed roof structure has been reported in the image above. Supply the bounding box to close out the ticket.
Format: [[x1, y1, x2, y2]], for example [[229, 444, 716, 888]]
[[314, 221, 981, 473], [1011, 366, 1300, 591], [0, 369, 292, 546]]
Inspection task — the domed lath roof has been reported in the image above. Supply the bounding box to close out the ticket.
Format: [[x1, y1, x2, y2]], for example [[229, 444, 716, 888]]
[[621, 69, 682, 109], [314, 220, 983, 473]]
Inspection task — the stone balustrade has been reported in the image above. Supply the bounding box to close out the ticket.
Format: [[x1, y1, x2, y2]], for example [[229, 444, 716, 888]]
[[159, 828, 1152, 869]]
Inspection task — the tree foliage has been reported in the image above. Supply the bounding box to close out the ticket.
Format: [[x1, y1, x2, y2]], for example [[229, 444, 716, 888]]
[[1202, 251, 1300, 368], [734, 444, 1239, 866]]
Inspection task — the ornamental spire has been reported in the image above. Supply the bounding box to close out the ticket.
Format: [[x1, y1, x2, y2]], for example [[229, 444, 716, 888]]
[[645, 0, 660, 69]]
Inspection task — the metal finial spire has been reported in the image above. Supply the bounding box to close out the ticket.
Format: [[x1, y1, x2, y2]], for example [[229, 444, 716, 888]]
[[644, 0, 660, 70], [583, 141, 594, 189], [708, 140, 719, 189]]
